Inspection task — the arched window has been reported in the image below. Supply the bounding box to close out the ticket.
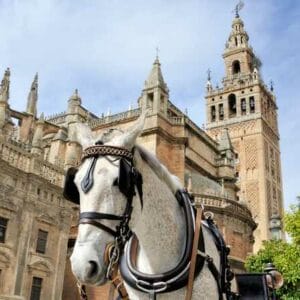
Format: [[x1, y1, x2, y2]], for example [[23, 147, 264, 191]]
[[232, 60, 241, 74], [219, 103, 224, 120], [228, 94, 237, 117], [250, 96, 255, 113], [211, 106, 216, 122], [241, 98, 246, 115]]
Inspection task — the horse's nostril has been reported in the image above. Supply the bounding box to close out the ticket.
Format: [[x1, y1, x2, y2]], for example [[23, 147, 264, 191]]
[[88, 260, 98, 277]]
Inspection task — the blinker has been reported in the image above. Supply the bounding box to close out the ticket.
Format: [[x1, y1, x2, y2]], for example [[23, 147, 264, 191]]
[[63, 155, 143, 207], [63, 167, 80, 204]]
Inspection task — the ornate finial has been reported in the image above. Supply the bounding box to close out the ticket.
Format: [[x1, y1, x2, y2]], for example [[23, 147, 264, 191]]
[[0, 67, 10, 102], [69, 89, 81, 104], [232, 0, 244, 18], [207, 69, 211, 81], [156, 47, 160, 59], [270, 80, 274, 92], [26, 73, 39, 116], [184, 108, 188, 116]]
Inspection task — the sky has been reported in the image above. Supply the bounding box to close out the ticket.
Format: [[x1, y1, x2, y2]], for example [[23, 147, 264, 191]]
[[0, 0, 299, 209]]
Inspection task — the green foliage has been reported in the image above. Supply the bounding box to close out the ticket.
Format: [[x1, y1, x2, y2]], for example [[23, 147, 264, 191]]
[[284, 201, 300, 245], [245, 200, 300, 299]]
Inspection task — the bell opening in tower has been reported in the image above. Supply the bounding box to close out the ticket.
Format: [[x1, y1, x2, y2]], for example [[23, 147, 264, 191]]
[[250, 96, 255, 113], [232, 60, 241, 74], [210, 105, 216, 122], [228, 94, 237, 117]]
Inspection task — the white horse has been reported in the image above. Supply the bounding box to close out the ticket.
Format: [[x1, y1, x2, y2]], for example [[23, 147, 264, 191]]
[[69, 112, 234, 300]]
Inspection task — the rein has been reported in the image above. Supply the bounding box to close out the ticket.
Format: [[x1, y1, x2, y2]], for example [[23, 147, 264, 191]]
[[72, 144, 236, 300]]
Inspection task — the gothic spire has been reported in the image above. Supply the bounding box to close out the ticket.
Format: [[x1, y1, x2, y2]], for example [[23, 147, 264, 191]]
[[68, 89, 81, 105], [218, 128, 233, 151], [67, 89, 82, 114], [26, 73, 38, 116], [144, 57, 168, 92], [0, 68, 10, 102]]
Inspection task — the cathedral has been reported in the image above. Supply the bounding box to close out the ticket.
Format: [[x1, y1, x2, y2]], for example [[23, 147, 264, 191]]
[[0, 12, 283, 300]]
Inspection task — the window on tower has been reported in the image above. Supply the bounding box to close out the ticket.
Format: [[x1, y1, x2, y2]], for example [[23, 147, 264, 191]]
[[232, 60, 241, 74], [147, 93, 154, 110], [234, 37, 238, 46], [210, 106, 216, 122], [241, 98, 246, 115], [219, 104, 224, 120], [250, 96, 255, 113], [228, 94, 237, 117]]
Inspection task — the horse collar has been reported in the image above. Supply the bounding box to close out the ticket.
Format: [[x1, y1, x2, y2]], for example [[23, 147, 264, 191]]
[[119, 189, 206, 295]]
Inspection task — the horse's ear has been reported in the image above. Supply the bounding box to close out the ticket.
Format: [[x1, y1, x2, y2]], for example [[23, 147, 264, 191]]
[[111, 110, 148, 149], [73, 123, 96, 149]]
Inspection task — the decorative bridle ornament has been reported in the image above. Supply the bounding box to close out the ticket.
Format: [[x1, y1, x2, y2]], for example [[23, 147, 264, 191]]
[[64, 143, 237, 300]]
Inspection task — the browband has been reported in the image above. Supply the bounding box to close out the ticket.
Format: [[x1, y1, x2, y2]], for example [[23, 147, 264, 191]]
[[82, 145, 133, 161]]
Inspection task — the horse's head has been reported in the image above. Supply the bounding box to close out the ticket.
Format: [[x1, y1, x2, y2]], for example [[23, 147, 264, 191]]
[[67, 112, 146, 285]]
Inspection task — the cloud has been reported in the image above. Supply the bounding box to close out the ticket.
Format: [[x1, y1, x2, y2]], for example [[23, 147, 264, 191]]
[[0, 0, 299, 208]]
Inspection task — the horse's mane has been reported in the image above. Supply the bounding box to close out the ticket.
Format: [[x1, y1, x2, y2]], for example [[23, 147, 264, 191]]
[[135, 145, 182, 194]]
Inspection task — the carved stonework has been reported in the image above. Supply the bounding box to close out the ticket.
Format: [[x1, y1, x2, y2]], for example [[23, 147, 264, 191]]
[[266, 180, 271, 219], [245, 138, 257, 170], [245, 181, 259, 214], [264, 140, 269, 172], [27, 257, 53, 276], [36, 213, 58, 226], [0, 248, 12, 267]]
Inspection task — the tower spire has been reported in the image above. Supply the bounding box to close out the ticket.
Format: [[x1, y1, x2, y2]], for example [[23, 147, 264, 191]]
[[206, 69, 212, 92], [226, 2, 249, 52], [139, 58, 169, 115], [26, 73, 38, 116], [144, 57, 168, 92], [0, 68, 10, 103]]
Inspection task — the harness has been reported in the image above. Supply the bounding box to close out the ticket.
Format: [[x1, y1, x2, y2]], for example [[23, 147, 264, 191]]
[[63, 143, 238, 300]]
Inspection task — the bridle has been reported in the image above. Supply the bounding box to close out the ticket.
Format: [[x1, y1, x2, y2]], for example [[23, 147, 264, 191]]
[[63, 142, 143, 299], [78, 143, 143, 280], [63, 143, 237, 300]]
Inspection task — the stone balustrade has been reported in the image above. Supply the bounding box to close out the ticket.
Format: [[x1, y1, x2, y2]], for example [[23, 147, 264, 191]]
[[169, 116, 185, 125], [193, 192, 253, 220], [90, 108, 141, 128], [46, 111, 67, 124], [0, 138, 64, 187]]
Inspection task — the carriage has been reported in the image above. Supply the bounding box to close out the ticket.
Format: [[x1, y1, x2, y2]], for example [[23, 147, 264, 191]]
[[63, 112, 283, 300]]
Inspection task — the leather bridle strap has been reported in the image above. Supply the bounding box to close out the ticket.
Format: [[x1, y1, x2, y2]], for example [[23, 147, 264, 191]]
[[79, 212, 124, 237], [109, 269, 129, 300], [185, 205, 203, 300], [79, 219, 118, 237]]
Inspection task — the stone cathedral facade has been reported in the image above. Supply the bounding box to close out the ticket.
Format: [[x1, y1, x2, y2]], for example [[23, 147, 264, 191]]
[[0, 14, 282, 300]]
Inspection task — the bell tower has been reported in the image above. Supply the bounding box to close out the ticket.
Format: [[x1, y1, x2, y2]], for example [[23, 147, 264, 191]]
[[205, 13, 284, 251]]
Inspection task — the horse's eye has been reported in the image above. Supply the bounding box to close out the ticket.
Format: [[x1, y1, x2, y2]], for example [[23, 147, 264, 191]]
[[113, 178, 119, 186]]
